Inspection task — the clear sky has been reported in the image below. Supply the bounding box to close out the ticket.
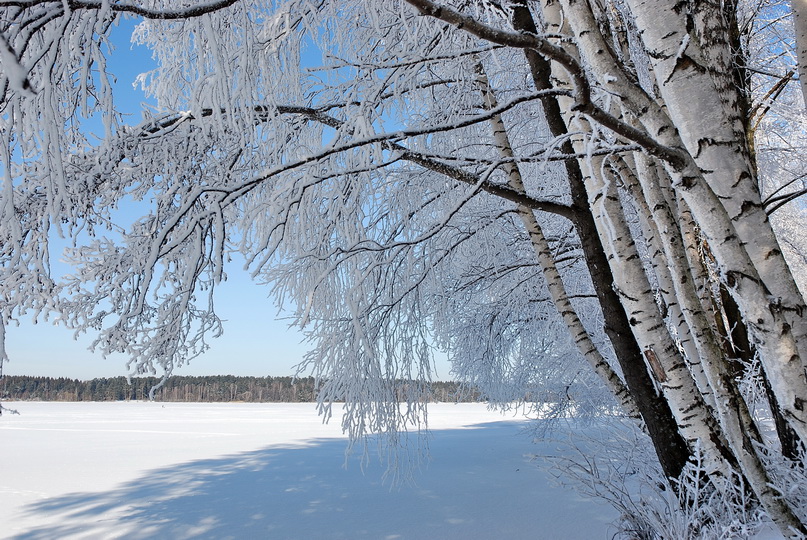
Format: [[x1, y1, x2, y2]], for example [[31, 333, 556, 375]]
[[4, 19, 308, 380], [3, 264, 312, 380], [4, 16, 452, 382]]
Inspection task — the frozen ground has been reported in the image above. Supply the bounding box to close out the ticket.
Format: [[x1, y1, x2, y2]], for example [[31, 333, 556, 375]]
[[0, 401, 618, 539]]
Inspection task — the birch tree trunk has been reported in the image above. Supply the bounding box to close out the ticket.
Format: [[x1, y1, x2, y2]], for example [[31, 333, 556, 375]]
[[536, 0, 807, 447], [536, 0, 738, 484], [541, 0, 807, 527], [472, 61, 642, 419], [610, 155, 717, 414], [619, 156, 806, 534], [507, 0, 690, 480], [586, 150, 736, 481], [623, 0, 807, 446]]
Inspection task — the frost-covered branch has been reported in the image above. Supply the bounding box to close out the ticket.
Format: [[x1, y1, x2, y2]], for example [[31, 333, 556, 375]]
[[1, 0, 244, 19], [403, 0, 689, 168], [122, 100, 579, 221]]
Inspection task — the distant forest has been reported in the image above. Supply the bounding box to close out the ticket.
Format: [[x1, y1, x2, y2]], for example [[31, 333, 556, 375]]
[[0, 375, 481, 403]]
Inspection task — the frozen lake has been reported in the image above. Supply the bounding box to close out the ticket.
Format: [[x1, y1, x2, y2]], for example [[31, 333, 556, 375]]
[[1, 402, 616, 539]]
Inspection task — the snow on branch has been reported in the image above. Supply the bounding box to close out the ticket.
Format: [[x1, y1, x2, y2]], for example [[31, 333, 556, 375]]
[[0, 0, 244, 20], [403, 0, 689, 169]]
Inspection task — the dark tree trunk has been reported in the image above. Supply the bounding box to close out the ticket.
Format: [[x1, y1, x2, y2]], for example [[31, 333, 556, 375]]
[[510, 0, 691, 480]]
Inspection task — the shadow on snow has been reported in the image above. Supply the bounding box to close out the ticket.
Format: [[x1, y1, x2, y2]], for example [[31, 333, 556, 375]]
[[11, 421, 615, 540]]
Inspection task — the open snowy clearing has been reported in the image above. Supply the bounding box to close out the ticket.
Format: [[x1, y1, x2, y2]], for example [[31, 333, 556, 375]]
[[0, 401, 618, 539]]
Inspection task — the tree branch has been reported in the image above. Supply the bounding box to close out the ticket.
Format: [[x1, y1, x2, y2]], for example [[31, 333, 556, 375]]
[[133, 100, 578, 220], [1, 0, 243, 19], [402, 0, 689, 169]]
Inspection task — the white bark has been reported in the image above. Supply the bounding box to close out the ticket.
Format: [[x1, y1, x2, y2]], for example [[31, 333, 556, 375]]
[[611, 155, 717, 414], [626, 157, 805, 535], [551, 0, 807, 449], [588, 153, 734, 480], [473, 61, 641, 419], [545, 2, 807, 527], [636, 8, 807, 448], [628, 0, 806, 327], [538, 0, 738, 483]]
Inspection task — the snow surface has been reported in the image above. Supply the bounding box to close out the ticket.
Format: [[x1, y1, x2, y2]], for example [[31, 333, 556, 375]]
[[1, 402, 618, 539]]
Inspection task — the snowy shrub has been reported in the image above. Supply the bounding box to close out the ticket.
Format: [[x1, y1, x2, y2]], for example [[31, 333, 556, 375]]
[[541, 419, 796, 539]]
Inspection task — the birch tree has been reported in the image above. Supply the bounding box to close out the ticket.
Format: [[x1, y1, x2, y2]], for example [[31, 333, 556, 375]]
[[2, 0, 807, 534]]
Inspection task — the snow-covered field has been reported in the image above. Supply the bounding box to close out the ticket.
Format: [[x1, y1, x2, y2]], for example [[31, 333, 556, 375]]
[[1, 402, 617, 539]]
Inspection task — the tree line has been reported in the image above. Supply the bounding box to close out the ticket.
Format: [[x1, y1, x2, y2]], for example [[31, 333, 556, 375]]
[[0, 375, 481, 404]]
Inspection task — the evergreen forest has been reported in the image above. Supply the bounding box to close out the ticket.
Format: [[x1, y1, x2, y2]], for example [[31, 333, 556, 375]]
[[1, 375, 480, 404]]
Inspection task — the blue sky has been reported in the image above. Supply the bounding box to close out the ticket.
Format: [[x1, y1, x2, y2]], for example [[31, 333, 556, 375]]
[[6, 16, 452, 381], [4, 18, 309, 380], [4, 265, 310, 379]]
